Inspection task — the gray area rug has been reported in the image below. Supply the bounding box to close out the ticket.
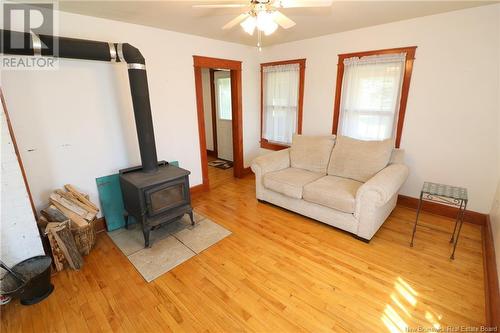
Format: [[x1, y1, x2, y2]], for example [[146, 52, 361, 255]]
[[108, 212, 231, 282]]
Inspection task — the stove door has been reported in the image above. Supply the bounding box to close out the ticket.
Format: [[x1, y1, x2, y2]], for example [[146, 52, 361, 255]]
[[144, 178, 188, 216]]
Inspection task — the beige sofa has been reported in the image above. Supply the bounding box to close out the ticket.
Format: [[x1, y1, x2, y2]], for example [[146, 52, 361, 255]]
[[251, 135, 409, 241]]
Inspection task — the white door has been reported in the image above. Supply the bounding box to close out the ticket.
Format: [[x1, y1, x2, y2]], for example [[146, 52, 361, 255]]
[[214, 71, 233, 161]]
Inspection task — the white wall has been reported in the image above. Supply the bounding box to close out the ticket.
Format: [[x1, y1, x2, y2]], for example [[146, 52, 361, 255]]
[[202, 68, 214, 151], [1, 11, 260, 212], [1, 101, 44, 267], [259, 4, 500, 213]]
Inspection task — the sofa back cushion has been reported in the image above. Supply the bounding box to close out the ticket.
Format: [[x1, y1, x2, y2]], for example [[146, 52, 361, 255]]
[[290, 134, 336, 174], [389, 148, 405, 165], [327, 136, 393, 182]]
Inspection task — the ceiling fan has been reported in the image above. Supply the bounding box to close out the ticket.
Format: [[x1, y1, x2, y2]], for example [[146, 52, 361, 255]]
[[194, 0, 332, 47]]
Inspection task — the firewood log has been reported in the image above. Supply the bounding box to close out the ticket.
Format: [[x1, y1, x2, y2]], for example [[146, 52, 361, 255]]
[[45, 222, 67, 271], [50, 199, 88, 228], [37, 215, 49, 230], [64, 184, 99, 211], [50, 193, 94, 221], [41, 205, 68, 222], [47, 222, 83, 270], [55, 189, 98, 217]]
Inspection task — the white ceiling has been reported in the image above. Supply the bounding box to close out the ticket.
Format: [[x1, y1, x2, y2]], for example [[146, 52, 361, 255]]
[[51, 0, 497, 46]]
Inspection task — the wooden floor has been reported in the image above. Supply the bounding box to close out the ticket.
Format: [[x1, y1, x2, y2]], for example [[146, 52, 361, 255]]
[[1, 169, 485, 332], [207, 155, 235, 190]]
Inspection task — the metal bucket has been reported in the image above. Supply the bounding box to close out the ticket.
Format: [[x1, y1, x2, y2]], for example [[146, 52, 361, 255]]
[[1, 256, 53, 305]]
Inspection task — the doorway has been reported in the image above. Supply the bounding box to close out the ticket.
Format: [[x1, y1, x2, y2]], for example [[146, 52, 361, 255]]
[[193, 56, 244, 191], [205, 69, 234, 188], [210, 69, 233, 162]]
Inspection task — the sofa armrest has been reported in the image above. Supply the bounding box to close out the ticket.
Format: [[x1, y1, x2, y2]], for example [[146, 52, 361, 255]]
[[354, 163, 409, 240], [356, 164, 409, 207], [251, 149, 290, 200], [251, 149, 290, 175]]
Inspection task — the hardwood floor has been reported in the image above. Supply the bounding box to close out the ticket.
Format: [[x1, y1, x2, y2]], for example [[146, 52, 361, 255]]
[[207, 157, 234, 190], [1, 170, 485, 332]]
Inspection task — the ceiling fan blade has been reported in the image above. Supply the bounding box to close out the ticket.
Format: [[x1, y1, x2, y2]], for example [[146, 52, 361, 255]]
[[193, 4, 248, 9], [276, 0, 332, 8], [222, 13, 249, 30], [274, 11, 296, 29]]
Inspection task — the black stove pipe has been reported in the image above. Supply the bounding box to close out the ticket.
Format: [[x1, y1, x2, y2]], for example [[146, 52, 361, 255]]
[[0, 29, 159, 173]]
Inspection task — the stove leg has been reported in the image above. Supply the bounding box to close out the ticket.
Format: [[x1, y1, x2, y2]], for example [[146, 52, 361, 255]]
[[123, 212, 130, 230], [142, 225, 151, 248], [188, 211, 195, 226]]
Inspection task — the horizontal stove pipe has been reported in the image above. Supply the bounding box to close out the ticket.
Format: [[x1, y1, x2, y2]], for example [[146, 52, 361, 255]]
[[0, 29, 159, 173]]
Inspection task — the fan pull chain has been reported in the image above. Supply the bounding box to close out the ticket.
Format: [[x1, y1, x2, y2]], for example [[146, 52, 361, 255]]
[[257, 30, 262, 51]]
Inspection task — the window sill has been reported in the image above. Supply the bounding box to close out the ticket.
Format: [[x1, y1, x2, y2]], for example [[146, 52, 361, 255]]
[[260, 140, 290, 151]]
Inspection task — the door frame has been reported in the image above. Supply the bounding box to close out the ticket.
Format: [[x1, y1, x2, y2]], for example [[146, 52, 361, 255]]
[[193, 55, 244, 190], [208, 69, 218, 157]]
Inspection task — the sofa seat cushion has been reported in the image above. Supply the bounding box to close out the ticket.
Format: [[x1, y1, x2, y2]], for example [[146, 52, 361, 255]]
[[290, 134, 336, 173], [263, 168, 324, 199], [303, 176, 363, 213]]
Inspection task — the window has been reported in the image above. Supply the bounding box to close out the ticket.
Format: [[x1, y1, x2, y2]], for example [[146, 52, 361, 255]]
[[261, 59, 306, 150], [332, 47, 416, 148], [217, 77, 232, 120]]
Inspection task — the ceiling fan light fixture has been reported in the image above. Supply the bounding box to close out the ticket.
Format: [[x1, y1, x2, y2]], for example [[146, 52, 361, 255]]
[[263, 20, 278, 35], [256, 11, 277, 34], [209, 0, 325, 49], [240, 16, 257, 35]]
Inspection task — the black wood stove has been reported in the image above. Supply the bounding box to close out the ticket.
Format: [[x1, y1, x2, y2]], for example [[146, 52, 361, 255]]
[[0, 28, 195, 248], [120, 162, 193, 248]]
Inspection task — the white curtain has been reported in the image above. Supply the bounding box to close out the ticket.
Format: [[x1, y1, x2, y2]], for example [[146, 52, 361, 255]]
[[263, 63, 300, 145], [339, 53, 406, 141]]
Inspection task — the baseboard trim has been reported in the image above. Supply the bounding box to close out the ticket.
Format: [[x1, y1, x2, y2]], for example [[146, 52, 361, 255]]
[[94, 217, 106, 233], [206, 150, 217, 157], [242, 167, 253, 176], [190, 183, 209, 196], [397, 194, 487, 226], [483, 216, 500, 327]]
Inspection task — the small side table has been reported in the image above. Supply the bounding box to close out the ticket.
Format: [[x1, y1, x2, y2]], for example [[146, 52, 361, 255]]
[[410, 182, 468, 260]]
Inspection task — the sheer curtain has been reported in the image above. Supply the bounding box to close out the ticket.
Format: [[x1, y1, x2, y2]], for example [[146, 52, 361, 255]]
[[339, 53, 406, 141], [263, 63, 300, 145]]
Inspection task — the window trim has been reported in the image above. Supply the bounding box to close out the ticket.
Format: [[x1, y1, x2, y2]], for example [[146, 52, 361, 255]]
[[260, 58, 306, 150], [332, 46, 416, 148]]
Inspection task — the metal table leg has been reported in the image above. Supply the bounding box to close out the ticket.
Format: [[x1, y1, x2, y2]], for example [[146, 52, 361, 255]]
[[450, 200, 467, 260], [410, 192, 423, 247], [450, 200, 463, 243]]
